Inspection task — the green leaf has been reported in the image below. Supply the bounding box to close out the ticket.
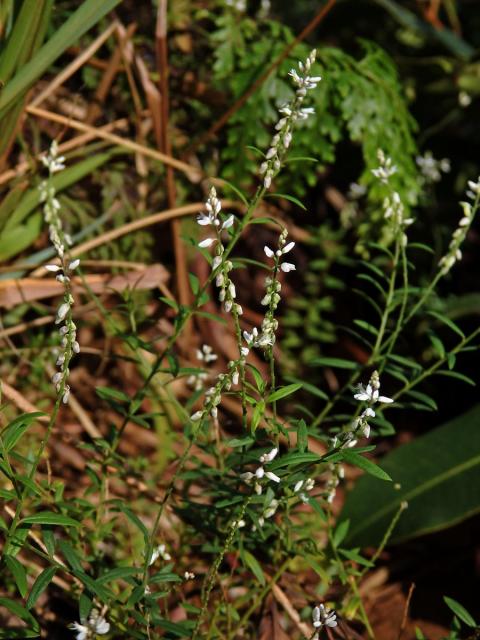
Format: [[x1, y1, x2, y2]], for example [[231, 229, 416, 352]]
[[434, 370, 476, 386], [5, 556, 28, 598], [58, 540, 83, 573], [342, 405, 480, 546], [241, 549, 265, 586], [96, 386, 130, 404], [267, 383, 302, 403], [296, 420, 308, 453], [332, 520, 350, 548], [310, 357, 358, 370], [96, 566, 140, 584], [0, 597, 39, 631], [266, 193, 307, 210], [342, 451, 391, 481], [0, 0, 122, 116], [21, 512, 79, 527], [218, 178, 249, 205], [443, 596, 476, 627], [427, 311, 465, 338], [1, 412, 45, 452], [26, 567, 57, 609]]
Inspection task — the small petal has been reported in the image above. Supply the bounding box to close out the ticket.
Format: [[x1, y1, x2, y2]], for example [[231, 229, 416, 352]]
[[265, 471, 281, 483], [199, 237, 215, 248], [280, 262, 295, 272], [264, 246, 274, 258]]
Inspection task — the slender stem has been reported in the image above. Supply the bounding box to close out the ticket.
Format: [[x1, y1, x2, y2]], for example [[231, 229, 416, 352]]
[[192, 496, 252, 640]]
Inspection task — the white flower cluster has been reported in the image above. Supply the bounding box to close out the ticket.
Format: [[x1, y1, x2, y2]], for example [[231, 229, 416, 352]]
[[371, 149, 397, 184], [312, 604, 337, 636], [148, 543, 172, 566], [254, 496, 279, 531], [352, 370, 393, 439], [240, 447, 280, 495], [198, 187, 240, 315], [260, 49, 320, 189], [40, 141, 80, 404], [324, 463, 345, 504], [190, 359, 241, 422], [243, 230, 295, 351], [327, 371, 393, 503], [383, 191, 414, 243], [416, 151, 450, 184], [225, 0, 246, 11], [188, 344, 218, 391], [70, 610, 110, 640], [439, 178, 479, 275], [293, 477, 314, 503]]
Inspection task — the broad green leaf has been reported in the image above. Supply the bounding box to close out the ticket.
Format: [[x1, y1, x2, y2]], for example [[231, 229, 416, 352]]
[[342, 405, 480, 546], [241, 549, 265, 586], [21, 512, 79, 527], [267, 383, 302, 403], [443, 596, 476, 627], [26, 567, 57, 609], [4, 556, 28, 598]]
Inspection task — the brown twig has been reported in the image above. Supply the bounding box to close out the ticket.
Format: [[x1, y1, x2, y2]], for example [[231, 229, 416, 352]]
[[397, 583, 415, 640], [156, 1, 191, 314], [29, 21, 118, 108], [186, 0, 337, 154]]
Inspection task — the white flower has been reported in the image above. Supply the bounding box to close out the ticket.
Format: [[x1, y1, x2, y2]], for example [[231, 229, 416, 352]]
[[264, 245, 274, 258], [69, 259, 80, 270], [56, 302, 70, 323], [70, 622, 88, 640], [222, 214, 235, 230], [70, 611, 110, 639], [199, 237, 215, 248], [280, 262, 295, 273], [281, 241, 295, 254], [354, 384, 393, 404], [259, 447, 278, 463], [149, 543, 171, 565], [45, 264, 61, 272], [240, 447, 281, 494], [312, 604, 337, 630]]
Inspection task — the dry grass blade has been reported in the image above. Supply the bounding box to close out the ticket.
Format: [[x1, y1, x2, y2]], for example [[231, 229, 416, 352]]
[[29, 21, 118, 108], [26, 105, 202, 180]]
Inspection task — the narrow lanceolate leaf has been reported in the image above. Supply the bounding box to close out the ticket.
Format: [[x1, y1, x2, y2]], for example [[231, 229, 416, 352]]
[[21, 512, 80, 527], [342, 405, 480, 546], [341, 451, 391, 482], [1, 412, 46, 452], [26, 567, 57, 609], [443, 596, 476, 628], [241, 549, 266, 586], [310, 357, 359, 370], [267, 383, 302, 403], [4, 556, 28, 598]]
